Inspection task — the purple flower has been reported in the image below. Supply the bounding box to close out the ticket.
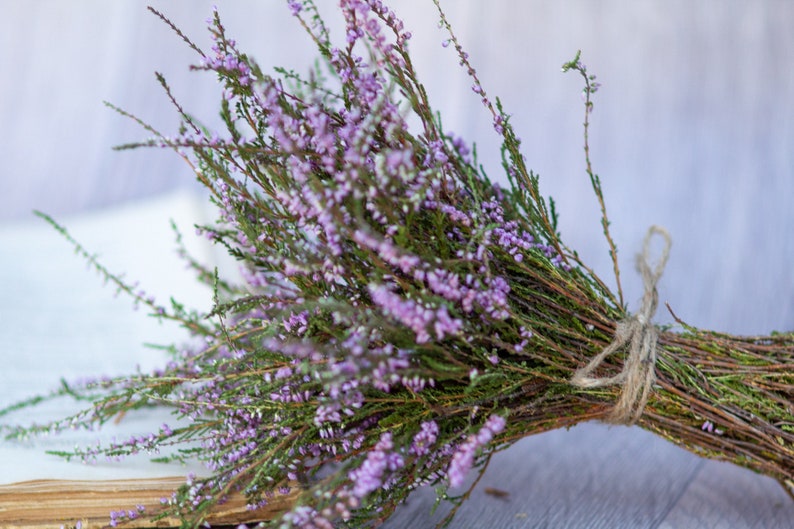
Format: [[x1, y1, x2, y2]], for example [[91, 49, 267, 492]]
[[410, 421, 439, 456], [283, 310, 310, 335], [349, 432, 403, 498], [315, 404, 342, 426], [368, 283, 462, 343], [701, 420, 724, 435], [288, 0, 302, 16], [353, 229, 420, 275], [282, 505, 333, 529], [447, 414, 506, 488]]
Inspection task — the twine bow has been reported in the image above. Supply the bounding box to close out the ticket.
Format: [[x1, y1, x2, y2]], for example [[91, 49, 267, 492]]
[[571, 225, 672, 425]]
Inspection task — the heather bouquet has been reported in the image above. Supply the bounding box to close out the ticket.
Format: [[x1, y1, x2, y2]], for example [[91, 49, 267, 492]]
[[2, 1, 792, 528]]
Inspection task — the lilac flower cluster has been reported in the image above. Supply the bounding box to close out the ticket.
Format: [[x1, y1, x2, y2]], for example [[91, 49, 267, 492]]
[[198, 11, 253, 87], [109, 505, 146, 528], [701, 420, 724, 436], [447, 414, 506, 488], [338, 0, 412, 67], [348, 432, 404, 498], [323, 338, 425, 396], [203, 406, 263, 473], [410, 420, 439, 456], [514, 325, 534, 353], [64, 422, 174, 466], [369, 283, 462, 343], [484, 199, 537, 262]]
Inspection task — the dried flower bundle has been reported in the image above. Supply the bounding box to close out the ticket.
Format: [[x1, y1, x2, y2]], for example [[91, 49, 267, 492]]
[[2, 1, 792, 528]]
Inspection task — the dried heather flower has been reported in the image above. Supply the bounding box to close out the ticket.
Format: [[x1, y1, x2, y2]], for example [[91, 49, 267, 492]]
[[447, 415, 506, 488]]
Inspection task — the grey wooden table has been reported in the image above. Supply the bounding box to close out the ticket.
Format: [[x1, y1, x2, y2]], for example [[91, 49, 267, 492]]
[[2, 2, 793, 527]]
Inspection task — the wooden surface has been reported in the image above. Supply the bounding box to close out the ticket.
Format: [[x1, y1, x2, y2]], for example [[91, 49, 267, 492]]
[[383, 423, 794, 529], [2, 2, 794, 528], [0, 477, 298, 528]]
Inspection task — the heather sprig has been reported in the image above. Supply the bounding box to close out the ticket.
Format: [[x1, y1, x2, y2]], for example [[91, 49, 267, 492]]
[[2, 1, 792, 528]]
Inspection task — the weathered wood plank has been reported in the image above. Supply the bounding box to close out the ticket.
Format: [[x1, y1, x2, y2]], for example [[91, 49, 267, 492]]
[[384, 423, 705, 528], [0, 477, 297, 529], [659, 460, 794, 529]]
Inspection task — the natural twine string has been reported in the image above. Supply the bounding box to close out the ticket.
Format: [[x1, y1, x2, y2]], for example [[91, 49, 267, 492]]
[[571, 225, 672, 425]]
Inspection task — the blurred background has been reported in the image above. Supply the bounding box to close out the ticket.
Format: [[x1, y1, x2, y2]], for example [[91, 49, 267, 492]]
[[1, 1, 793, 526], [2, 0, 792, 335]]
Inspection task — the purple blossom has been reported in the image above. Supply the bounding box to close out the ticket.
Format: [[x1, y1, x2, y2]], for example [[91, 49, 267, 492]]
[[353, 229, 420, 275], [424, 139, 448, 167], [283, 310, 310, 335], [447, 415, 506, 488], [315, 404, 342, 426], [701, 420, 724, 435], [410, 421, 439, 456], [493, 115, 504, 134], [401, 373, 435, 392], [349, 432, 404, 498], [282, 505, 333, 529], [368, 283, 462, 343], [288, 0, 302, 16]]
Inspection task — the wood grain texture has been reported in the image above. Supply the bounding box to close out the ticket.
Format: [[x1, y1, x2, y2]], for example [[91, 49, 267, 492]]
[[1, 2, 793, 528], [658, 460, 794, 529], [383, 424, 794, 528], [0, 477, 298, 529]]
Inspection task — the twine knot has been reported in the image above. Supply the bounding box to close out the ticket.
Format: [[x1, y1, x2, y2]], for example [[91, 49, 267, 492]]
[[571, 225, 672, 425]]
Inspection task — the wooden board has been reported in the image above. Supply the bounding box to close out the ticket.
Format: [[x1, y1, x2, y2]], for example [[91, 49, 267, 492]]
[[0, 477, 297, 529]]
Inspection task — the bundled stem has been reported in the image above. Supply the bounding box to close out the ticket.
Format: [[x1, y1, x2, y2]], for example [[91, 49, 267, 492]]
[[654, 330, 793, 493], [499, 256, 794, 496]]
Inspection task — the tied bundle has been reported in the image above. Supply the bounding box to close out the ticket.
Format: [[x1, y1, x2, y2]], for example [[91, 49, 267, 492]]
[[2, 2, 792, 528]]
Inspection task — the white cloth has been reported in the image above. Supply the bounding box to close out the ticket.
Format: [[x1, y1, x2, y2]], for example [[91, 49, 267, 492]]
[[0, 191, 214, 483]]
